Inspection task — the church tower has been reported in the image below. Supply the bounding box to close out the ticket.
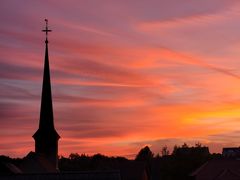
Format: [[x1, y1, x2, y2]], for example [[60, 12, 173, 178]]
[[33, 19, 60, 170]]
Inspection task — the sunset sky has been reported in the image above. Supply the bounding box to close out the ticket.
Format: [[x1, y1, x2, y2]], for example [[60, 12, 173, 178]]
[[1, 0, 240, 158]]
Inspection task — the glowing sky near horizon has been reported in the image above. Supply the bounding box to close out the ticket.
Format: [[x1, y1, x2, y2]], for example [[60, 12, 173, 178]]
[[1, 0, 240, 158]]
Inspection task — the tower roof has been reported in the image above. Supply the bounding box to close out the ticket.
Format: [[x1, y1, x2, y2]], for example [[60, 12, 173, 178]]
[[33, 19, 60, 140]]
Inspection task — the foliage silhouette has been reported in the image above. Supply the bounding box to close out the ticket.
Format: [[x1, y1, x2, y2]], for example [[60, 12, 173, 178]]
[[135, 146, 154, 162], [0, 144, 223, 180]]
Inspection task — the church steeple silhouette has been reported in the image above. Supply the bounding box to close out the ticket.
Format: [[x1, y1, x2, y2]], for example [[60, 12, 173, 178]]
[[33, 19, 60, 170]]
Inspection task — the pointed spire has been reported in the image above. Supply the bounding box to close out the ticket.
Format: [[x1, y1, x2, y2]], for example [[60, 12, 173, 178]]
[[33, 20, 60, 171], [33, 19, 59, 136], [39, 34, 54, 130]]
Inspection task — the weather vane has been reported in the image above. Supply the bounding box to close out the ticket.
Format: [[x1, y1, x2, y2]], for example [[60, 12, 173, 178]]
[[42, 19, 52, 39]]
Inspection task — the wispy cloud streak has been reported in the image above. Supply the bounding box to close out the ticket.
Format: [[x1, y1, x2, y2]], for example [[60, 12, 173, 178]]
[[1, 0, 240, 158]]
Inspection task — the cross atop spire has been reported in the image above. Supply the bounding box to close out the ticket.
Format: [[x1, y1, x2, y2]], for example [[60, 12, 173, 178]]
[[42, 19, 52, 42]]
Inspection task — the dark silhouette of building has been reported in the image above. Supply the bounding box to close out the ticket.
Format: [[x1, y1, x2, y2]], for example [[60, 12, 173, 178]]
[[32, 19, 60, 171], [222, 147, 240, 158], [173, 146, 209, 157], [0, 171, 121, 180], [190, 159, 240, 180], [118, 161, 148, 180]]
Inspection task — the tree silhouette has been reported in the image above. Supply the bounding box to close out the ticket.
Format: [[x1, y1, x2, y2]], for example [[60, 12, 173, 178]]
[[161, 146, 169, 157], [135, 146, 153, 179], [135, 146, 154, 162]]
